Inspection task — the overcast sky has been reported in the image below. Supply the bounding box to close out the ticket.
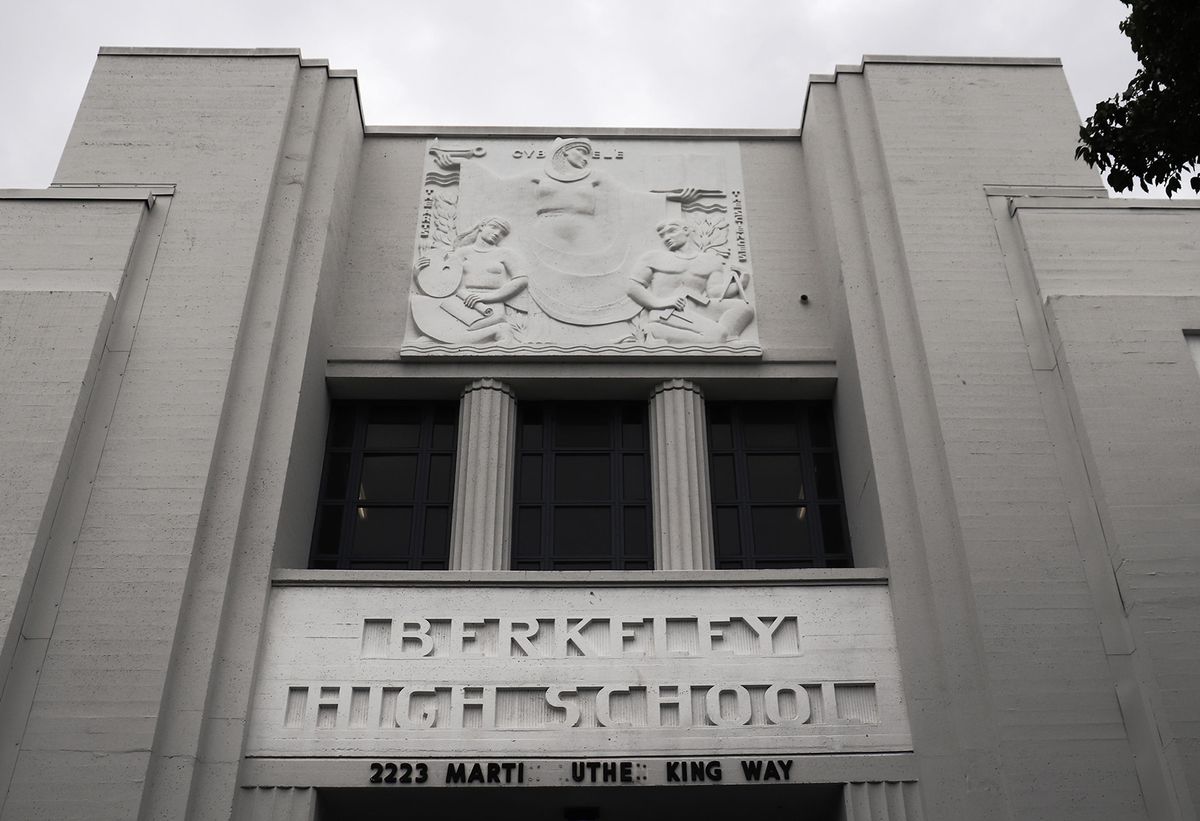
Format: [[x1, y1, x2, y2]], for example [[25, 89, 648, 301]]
[[0, 0, 1150, 190]]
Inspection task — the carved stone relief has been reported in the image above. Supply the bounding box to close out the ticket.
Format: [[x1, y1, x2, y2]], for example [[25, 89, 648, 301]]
[[402, 138, 761, 357]]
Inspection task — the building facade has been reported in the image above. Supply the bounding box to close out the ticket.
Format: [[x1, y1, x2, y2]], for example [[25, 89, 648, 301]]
[[0, 48, 1198, 820]]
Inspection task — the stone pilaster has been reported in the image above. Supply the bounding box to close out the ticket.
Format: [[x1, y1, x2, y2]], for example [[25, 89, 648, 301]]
[[449, 378, 517, 570], [648, 379, 714, 570]]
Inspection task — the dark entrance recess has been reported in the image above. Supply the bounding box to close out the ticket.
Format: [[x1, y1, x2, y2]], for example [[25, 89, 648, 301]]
[[316, 782, 844, 820]]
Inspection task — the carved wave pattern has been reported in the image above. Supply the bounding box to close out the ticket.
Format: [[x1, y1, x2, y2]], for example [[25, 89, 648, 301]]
[[681, 201, 727, 214], [399, 341, 763, 359], [424, 171, 460, 187]]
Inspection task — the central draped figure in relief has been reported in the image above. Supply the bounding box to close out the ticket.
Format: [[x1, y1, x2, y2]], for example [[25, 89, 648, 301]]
[[457, 138, 667, 330]]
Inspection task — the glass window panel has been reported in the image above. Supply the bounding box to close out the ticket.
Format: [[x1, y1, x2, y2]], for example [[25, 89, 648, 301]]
[[808, 408, 833, 448], [427, 454, 454, 501], [520, 411, 544, 449], [431, 406, 457, 450], [552, 507, 611, 556], [812, 452, 839, 498], [352, 507, 413, 558], [553, 561, 613, 570], [422, 507, 450, 559], [311, 402, 459, 570], [709, 421, 734, 451], [322, 452, 351, 499], [554, 453, 610, 500], [820, 504, 847, 553], [365, 406, 422, 449], [329, 407, 356, 448], [750, 506, 811, 558], [741, 406, 800, 449], [359, 454, 418, 501], [623, 506, 649, 557], [624, 560, 650, 570], [513, 559, 542, 571], [709, 454, 738, 501], [621, 407, 646, 449], [622, 454, 647, 500], [514, 507, 541, 558], [312, 557, 338, 569], [349, 560, 404, 570], [746, 454, 805, 500], [714, 506, 741, 560], [315, 505, 344, 553], [518, 454, 543, 501], [554, 405, 611, 448]]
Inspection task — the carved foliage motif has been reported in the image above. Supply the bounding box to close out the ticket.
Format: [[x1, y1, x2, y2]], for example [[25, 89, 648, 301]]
[[403, 138, 761, 357]]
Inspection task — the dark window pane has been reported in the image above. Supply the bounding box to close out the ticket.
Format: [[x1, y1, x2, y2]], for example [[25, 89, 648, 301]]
[[741, 406, 800, 449], [812, 452, 839, 498], [714, 506, 741, 560], [623, 506, 649, 557], [352, 507, 413, 558], [621, 407, 646, 449], [514, 507, 541, 558], [428, 454, 454, 501], [520, 411, 544, 448], [710, 454, 738, 501], [365, 406, 422, 449], [622, 454, 647, 501], [746, 454, 805, 500], [423, 507, 450, 558], [552, 507, 611, 556], [820, 504, 847, 553], [359, 454, 418, 501], [554, 405, 611, 448], [555, 453, 610, 500], [311, 402, 458, 570], [431, 407, 457, 449], [329, 407, 356, 447], [350, 560, 404, 570], [808, 409, 833, 448], [518, 454, 543, 501], [315, 505, 344, 553], [513, 402, 650, 570], [322, 452, 351, 499], [624, 560, 651, 570], [750, 506, 810, 558]]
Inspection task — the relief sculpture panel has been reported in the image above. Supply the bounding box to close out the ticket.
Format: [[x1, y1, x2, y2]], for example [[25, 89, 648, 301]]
[[402, 138, 761, 358]]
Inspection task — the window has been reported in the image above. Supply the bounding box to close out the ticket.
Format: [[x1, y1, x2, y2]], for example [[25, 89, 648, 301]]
[[511, 402, 653, 570], [309, 402, 457, 569], [708, 402, 851, 568]]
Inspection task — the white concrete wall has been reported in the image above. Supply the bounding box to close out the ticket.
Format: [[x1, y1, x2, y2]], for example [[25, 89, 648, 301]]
[[0, 52, 364, 820], [802, 58, 1162, 820], [0, 200, 142, 294], [0, 290, 113, 691], [1021, 205, 1200, 817]]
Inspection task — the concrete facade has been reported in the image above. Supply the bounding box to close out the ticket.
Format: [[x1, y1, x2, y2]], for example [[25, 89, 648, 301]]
[[0, 49, 1196, 820]]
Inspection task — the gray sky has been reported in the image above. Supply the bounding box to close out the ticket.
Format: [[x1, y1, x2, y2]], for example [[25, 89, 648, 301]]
[[0, 0, 1145, 190]]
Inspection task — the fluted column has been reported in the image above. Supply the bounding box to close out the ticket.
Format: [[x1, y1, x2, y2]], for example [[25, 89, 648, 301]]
[[449, 378, 517, 570], [648, 379, 714, 570]]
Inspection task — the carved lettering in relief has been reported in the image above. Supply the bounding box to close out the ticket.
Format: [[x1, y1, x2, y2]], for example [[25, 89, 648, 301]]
[[280, 610, 883, 733], [403, 138, 762, 357], [281, 681, 881, 732], [377, 614, 800, 659]]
